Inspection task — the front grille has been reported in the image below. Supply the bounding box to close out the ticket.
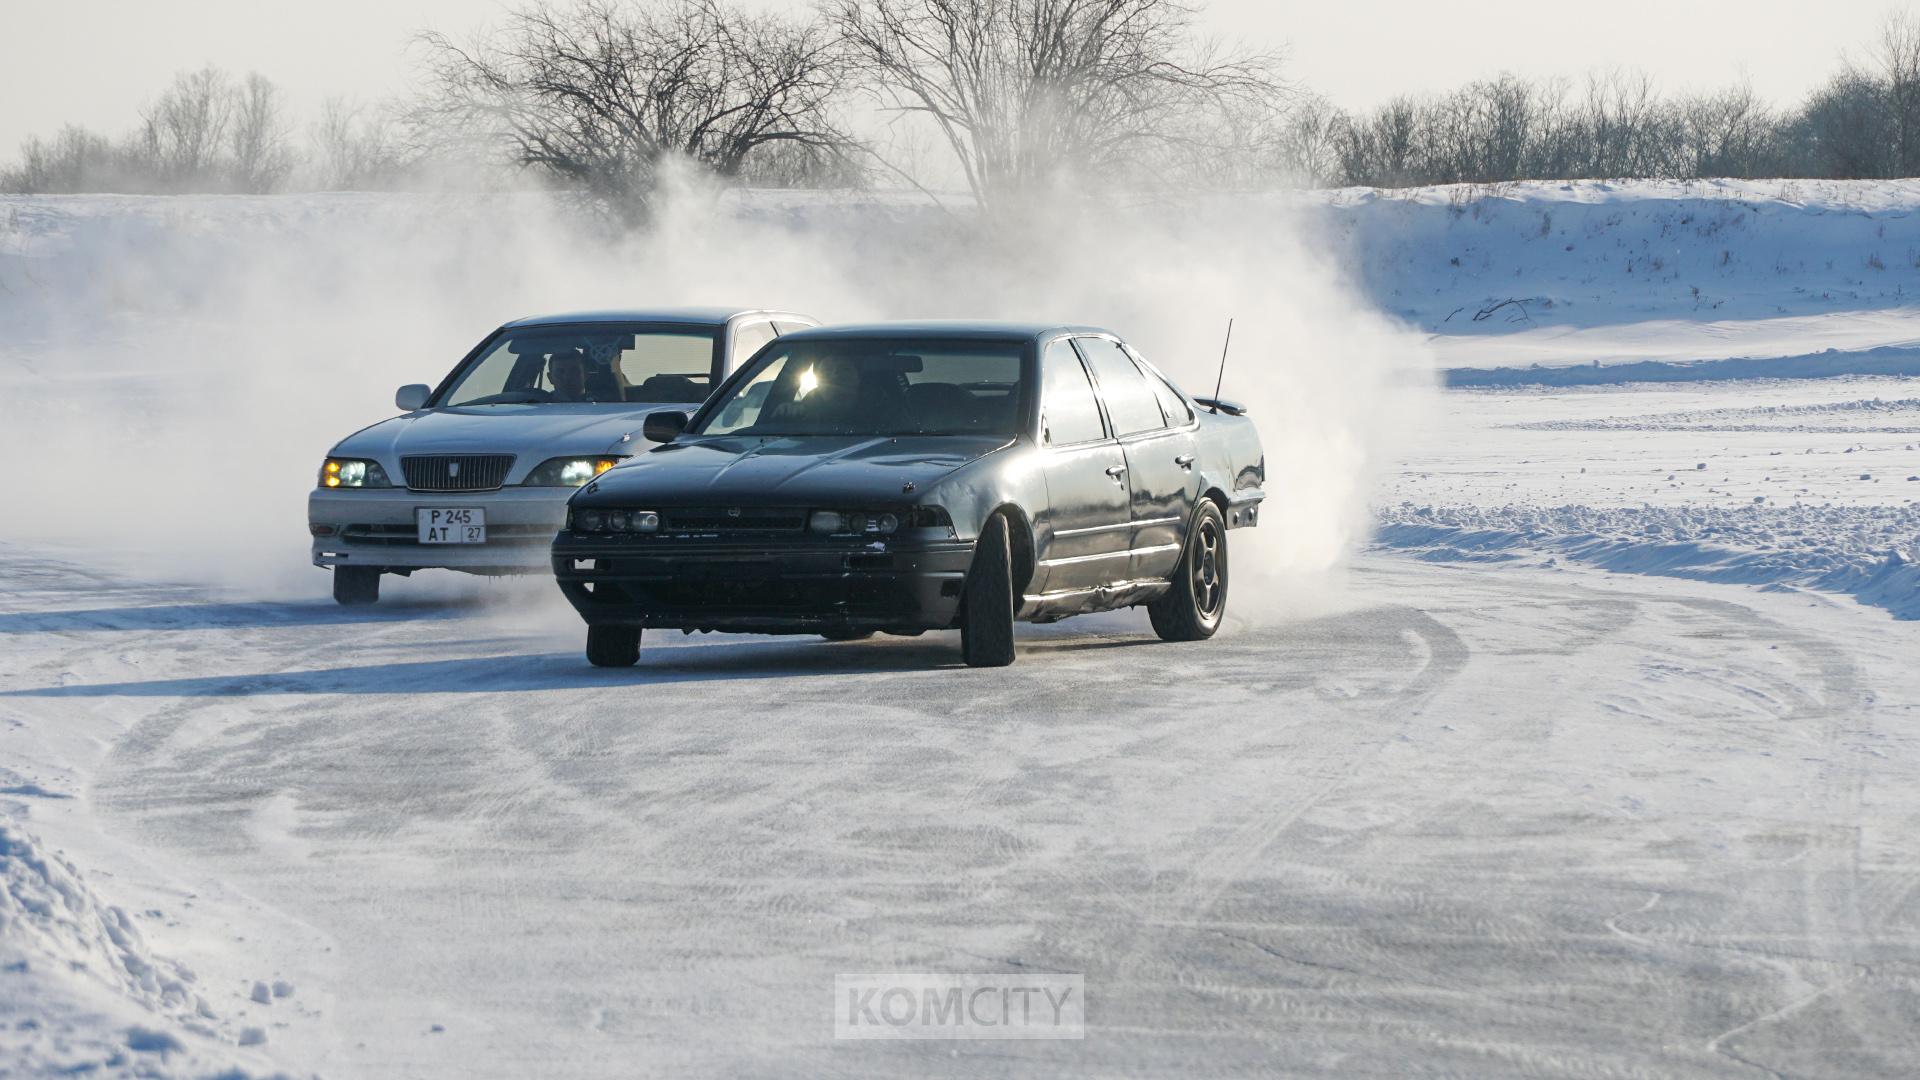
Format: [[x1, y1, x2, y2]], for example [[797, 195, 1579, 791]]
[[658, 507, 807, 535], [401, 454, 515, 492]]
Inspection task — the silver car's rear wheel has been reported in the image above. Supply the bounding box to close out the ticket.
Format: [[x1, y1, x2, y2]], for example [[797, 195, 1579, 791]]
[[1148, 501, 1227, 642]]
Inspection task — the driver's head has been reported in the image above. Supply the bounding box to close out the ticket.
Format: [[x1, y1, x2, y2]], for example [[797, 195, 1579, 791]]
[[804, 355, 861, 414], [548, 352, 587, 400]]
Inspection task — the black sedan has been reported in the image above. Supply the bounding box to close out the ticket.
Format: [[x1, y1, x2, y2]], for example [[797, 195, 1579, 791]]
[[550, 321, 1266, 667]]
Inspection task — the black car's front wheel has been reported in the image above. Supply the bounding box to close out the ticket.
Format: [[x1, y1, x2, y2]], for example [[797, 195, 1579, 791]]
[[586, 625, 642, 667], [332, 566, 380, 606], [960, 513, 1017, 667], [1149, 501, 1228, 642]]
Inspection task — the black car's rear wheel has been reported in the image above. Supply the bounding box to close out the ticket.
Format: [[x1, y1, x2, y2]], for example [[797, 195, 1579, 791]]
[[1149, 501, 1228, 642], [819, 629, 876, 642], [332, 566, 381, 606], [960, 513, 1017, 667], [586, 625, 642, 667]]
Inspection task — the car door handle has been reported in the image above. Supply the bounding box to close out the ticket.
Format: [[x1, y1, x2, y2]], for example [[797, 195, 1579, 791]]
[[1105, 465, 1127, 480], [1174, 454, 1195, 469]]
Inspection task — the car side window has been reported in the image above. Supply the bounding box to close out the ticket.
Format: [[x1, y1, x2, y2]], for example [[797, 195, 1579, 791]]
[[1077, 337, 1165, 437], [1041, 338, 1107, 446], [1126, 346, 1193, 426], [709, 354, 793, 430], [729, 321, 778, 371]]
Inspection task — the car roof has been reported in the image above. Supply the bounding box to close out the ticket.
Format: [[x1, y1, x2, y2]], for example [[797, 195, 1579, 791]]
[[778, 319, 1113, 342], [501, 307, 805, 328]]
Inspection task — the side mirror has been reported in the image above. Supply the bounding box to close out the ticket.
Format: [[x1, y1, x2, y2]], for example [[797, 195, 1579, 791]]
[[642, 410, 689, 444], [395, 384, 431, 411]]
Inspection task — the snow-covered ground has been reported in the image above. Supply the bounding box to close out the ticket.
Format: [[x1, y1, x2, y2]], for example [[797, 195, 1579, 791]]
[[3, 181, 1919, 1077], [1376, 378, 1920, 619], [6, 551, 1918, 1077]]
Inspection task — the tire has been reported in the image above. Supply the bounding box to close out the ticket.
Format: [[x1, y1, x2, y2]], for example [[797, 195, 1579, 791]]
[[586, 625, 641, 667], [960, 513, 1017, 667], [332, 566, 381, 606], [819, 629, 876, 642], [1149, 500, 1228, 642]]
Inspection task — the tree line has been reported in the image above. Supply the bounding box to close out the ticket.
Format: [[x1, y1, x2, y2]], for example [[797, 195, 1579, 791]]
[[1324, 14, 1920, 189], [5, 0, 1919, 216], [3, 66, 413, 196]]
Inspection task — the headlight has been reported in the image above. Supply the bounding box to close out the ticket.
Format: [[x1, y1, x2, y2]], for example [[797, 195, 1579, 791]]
[[320, 458, 391, 488], [525, 457, 622, 487], [808, 510, 902, 536], [569, 509, 659, 533]]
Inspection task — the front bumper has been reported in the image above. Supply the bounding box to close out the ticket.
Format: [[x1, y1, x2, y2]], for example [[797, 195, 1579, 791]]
[[550, 534, 975, 634], [308, 486, 574, 572]]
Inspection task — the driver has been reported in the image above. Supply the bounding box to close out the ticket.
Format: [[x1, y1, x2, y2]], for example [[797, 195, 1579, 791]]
[[547, 351, 590, 402], [775, 352, 863, 429]]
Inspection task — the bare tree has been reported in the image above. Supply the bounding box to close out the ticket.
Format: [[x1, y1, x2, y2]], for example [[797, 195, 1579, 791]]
[[0, 126, 121, 193], [827, 0, 1284, 208], [415, 0, 856, 222], [313, 97, 412, 189], [133, 67, 234, 188], [1681, 81, 1779, 178], [1794, 67, 1894, 178], [228, 73, 295, 193], [1874, 11, 1920, 174]]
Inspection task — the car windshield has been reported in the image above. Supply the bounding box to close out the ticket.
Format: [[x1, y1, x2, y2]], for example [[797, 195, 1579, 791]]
[[439, 324, 721, 407], [693, 339, 1030, 437]]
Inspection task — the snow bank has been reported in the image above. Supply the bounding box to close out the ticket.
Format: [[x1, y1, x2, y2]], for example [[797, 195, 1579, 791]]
[[0, 819, 278, 1077], [1377, 502, 1920, 619], [1304, 178, 1920, 380]]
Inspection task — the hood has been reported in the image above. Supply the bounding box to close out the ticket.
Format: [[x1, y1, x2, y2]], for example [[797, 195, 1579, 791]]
[[579, 434, 1011, 506], [330, 405, 681, 462]]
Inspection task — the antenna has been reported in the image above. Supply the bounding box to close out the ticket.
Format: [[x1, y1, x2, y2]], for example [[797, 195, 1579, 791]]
[[1210, 318, 1234, 412]]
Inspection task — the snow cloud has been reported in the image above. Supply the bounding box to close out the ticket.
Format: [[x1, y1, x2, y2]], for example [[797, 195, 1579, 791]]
[[0, 179, 1433, 613]]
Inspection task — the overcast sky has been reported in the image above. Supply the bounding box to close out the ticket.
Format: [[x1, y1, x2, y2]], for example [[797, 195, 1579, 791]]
[[0, 0, 1901, 152]]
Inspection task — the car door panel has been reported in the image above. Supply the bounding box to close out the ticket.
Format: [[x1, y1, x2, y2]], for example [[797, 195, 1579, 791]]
[[1073, 336, 1198, 582], [1033, 338, 1131, 595], [1120, 427, 1199, 579], [1036, 444, 1132, 594]]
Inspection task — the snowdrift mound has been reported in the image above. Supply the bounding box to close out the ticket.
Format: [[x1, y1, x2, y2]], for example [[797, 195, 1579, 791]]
[[1310, 178, 1920, 381], [0, 819, 277, 1078], [1377, 502, 1920, 619]]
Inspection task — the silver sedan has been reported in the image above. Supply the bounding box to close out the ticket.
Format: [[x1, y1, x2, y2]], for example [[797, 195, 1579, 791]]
[[308, 307, 817, 604]]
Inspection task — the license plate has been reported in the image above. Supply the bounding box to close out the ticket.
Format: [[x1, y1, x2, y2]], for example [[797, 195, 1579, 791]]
[[417, 507, 485, 544]]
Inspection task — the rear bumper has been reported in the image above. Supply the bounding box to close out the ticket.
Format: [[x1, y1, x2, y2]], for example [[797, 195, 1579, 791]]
[[308, 486, 571, 572], [550, 536, 975, 634], [1224, 489, 1265, 529]]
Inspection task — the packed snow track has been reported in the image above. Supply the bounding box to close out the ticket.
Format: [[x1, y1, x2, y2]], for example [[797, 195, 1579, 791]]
[[3, 549, 1916, 1078]]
